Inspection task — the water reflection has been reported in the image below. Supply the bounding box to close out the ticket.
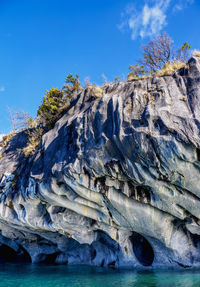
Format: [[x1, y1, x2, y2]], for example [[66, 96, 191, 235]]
[[0, 264, 199, 287]]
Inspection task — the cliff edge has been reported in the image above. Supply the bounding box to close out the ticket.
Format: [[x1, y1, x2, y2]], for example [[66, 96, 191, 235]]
[[0, 56, 200, 268]]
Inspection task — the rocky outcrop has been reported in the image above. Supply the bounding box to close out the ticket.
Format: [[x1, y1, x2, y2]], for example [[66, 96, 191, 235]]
[[0, 57, 200, 268]]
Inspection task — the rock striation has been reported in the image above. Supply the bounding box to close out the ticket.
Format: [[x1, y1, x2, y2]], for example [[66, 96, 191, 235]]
[[0, 57, 200, 268]]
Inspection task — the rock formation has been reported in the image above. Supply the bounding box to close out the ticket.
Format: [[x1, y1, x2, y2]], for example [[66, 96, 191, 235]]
[[0, 56, 200, 268]]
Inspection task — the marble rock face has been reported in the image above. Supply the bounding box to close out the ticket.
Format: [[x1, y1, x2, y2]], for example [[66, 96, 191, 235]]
[[0, 57, 200, 268]]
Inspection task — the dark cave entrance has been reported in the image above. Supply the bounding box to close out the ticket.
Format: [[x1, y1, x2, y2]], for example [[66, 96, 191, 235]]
[[39, 252, 61, 264], [0, 244, 31, 263], [130, 233, 154, 266]]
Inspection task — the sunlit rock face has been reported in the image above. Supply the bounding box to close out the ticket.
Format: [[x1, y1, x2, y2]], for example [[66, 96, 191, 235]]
[[0, 57, 200, 268]]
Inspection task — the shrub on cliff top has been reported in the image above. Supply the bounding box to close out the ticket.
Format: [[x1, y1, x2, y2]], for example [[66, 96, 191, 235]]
[[37, 88, 66, 128], [0, 131, 16, 149], [62, 73, 81, 98], [128, 32, 191, 80], [37, 73, 81, 129], [156, 62, 186, 77], [23, 127, 44, 157]]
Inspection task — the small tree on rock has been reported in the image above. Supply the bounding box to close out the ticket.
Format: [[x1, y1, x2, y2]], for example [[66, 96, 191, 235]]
[[176, 42, 191, 62], [8, 108, 34, 131], [62, 73, 81, 99], [37, 73, 81, 129], [129, 64, 147, 78], [139, 32, 174, 73], [37, 88, 66, 128], [128, 32, 191, 79]]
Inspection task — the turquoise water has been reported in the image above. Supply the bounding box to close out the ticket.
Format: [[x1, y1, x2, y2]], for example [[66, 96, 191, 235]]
[[0, 264, 200, 287]]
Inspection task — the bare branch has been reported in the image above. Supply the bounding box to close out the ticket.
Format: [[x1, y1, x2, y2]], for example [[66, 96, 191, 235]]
[[8, 108, 33, 131], [139, 32, 174, 73]]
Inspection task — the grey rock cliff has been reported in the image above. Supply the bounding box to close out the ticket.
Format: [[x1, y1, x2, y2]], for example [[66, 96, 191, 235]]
[[0, 57, 200, 268]]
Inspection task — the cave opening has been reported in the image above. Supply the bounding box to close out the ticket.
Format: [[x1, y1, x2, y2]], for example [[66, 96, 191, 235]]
[[0, 244, 31, 263], [129, 233, 154, 266], [42, 252, 60, 264]]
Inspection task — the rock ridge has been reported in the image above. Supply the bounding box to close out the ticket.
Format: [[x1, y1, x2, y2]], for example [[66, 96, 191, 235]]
[[0, 57, 200, 267]]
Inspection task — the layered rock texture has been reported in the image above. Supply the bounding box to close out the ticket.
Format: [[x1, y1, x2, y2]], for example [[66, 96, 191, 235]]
[[0, 57, 200, 268]]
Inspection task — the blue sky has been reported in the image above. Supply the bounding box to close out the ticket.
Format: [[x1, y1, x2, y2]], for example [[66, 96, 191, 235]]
[[0, 0, 199, 133]]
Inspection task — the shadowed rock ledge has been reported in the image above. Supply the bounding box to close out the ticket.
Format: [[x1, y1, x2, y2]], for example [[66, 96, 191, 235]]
[[0, 56, 200, 268]]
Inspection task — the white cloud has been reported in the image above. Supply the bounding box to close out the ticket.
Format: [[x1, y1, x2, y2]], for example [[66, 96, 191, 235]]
[[0, 86, 5, 92], [140, 2, 169, 38], [118, 0, 194, 40], [173, 0, 194, 12]]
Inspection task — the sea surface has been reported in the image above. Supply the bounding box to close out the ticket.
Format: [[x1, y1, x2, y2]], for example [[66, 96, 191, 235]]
[[0, 263, 200, 287]]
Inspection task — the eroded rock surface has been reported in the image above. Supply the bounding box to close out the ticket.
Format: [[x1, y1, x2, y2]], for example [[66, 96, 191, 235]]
[[0, 57, 200, 268]]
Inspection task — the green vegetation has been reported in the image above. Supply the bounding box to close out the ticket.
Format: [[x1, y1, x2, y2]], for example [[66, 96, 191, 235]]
[[62, 73, 81, 99], [0, 131, 16, 150], [22, 73, 81, 157], [177, 42, 191, 62], [156, 62, 185, 77], [128, 64, 147, 80], [37, 73, 81, 129], [23, 127, 44, 157], [1, 34, 199, 159], [37, 88, 66, 129], [0, 73, 81, 158], [86, 84, 103, 98], [113, 77, 120, 84], [128, 32, 191, 80]]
